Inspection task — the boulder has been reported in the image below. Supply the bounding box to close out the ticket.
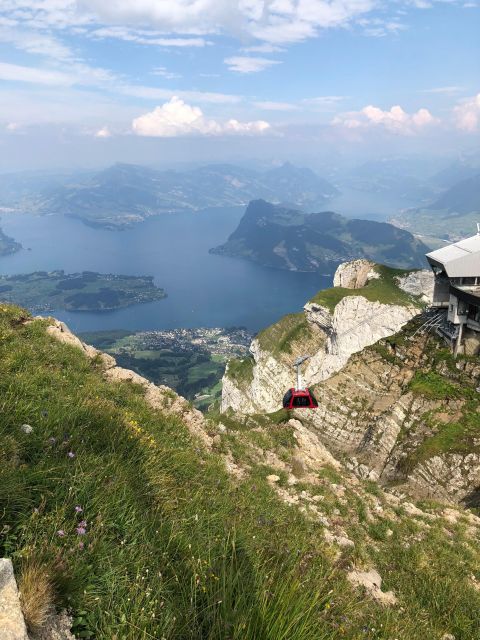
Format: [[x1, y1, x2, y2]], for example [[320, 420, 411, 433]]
[[0, 559, 29, 640]]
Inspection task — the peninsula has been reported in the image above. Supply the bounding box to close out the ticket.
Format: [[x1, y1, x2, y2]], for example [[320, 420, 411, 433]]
[[0, 270, 166, 312]]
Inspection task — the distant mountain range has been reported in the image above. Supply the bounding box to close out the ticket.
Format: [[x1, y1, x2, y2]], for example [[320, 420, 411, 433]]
[[392, 172, 480, 244], [211, 200, 428, 273], [24, 162, 338, 229], [428, 173, 480, 214]]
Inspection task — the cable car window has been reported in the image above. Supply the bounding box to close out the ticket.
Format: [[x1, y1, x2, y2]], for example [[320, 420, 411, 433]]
[[308, 390, 319, 406], [292, 395, 310, 407]]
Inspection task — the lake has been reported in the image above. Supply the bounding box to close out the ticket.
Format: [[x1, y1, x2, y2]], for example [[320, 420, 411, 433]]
[[0, 208, 330, 333]]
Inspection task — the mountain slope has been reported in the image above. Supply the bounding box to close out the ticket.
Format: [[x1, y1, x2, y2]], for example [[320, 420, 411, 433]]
[[30, 162, 338, 229], [2, 303, 480, 640], [0, 225, 21, 256], [391, 173, 480, 244], [428, 172, 480, 214], [212, 200, 428, 272], [221, 260, 480, 505]]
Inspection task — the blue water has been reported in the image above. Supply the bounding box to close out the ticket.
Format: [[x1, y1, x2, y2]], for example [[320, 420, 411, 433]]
[[0, 208, 330, 333]]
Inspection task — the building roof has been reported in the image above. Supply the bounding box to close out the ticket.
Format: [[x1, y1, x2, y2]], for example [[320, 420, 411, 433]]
[[426, 234, 480, 277]]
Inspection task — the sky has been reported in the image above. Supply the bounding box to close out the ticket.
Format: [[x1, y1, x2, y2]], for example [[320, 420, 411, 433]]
[[0, 0, 479, 170]]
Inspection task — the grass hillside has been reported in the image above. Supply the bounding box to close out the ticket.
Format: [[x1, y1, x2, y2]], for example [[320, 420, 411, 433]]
[[1, 304, 480, 639], [310, 265, 423, 312]]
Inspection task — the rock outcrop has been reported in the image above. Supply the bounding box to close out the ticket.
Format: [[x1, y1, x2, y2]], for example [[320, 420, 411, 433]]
[[333, 259, 378, 289], [396, 269, 434, 302], [221, 262, 423, 414], [0, 559, 28, 640]]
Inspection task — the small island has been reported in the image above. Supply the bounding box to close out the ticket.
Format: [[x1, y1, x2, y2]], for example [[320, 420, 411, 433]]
[[0, 270, 166, 312], [0, 226, 22, 256]]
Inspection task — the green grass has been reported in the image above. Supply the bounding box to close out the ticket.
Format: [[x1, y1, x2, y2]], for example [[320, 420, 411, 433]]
[[225, 356, 255, 386], [309, 265, 422, 313], [409, 371, 460, 400], [2, 303, 480, 639], [0, 305, 355, 639], [256, 313, 315, 356]]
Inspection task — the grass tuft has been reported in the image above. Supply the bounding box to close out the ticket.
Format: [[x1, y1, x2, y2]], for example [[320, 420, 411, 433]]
[[18, 560, 54, 633]]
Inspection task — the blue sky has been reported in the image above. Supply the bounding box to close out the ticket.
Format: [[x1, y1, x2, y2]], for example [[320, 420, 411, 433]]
[[0, 0, 478, 169]]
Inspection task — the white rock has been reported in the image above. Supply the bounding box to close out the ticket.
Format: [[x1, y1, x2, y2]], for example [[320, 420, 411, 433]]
[[347, 568, 397, 606], [0, 558, 29, 640], [333, 259, 376, 289], [266, 474, 280, 483], [396, 270, 434, 303]]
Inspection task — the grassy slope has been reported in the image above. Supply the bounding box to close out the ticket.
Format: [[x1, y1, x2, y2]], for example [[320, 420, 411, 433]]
[[1, 304, 480, 639], [309, 265, 422, 313]]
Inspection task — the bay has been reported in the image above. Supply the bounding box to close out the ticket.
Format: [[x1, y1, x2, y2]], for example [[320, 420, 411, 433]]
[[0, 208, 330, 333]]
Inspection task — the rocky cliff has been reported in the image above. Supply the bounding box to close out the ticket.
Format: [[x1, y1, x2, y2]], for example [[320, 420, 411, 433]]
[[220, 260, 480, 505], [222, 261, 430, 414]]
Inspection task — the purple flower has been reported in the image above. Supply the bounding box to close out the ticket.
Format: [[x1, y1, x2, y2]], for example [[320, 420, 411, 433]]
[[78, 520, 87, 528], [78, 542, 84, 550], [57, 530, 65, 537], [67, 451, 75, 459], [74, 506, 83, 513], [76, 527, 86, 536]]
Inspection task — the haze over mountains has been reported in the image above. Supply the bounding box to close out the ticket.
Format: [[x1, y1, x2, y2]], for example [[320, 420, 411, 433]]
[[24, 162, 338, 229], [212, 200, 428, 273]]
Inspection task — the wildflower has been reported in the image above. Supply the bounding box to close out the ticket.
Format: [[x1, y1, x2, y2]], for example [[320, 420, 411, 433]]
[[57, 530, 65, 537], [75, 506, 83, 513], [79, 520, 87, 528], [67, 451, 75, 459], [78, 541, 85, 550], [76, 527, 86, 535]]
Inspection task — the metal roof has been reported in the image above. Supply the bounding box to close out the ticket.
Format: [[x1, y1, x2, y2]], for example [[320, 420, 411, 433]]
[[426, 234, 480, 277]]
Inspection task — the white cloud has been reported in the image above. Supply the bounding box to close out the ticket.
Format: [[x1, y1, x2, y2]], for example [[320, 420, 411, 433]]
[[253, 101, 298, 111], [151, 66, 182, 80], [118, 84, 241, 105], [0, 61, 73, 86], [422, 86, 464, 94], [333, 104, 439, 134], [304, 95, 347, 110], [224, 56, 281, 73], [90, 26, 209, 47], [94, 126, 111, 138], [454, 93, 480, 131], [132, 96, 271, 137]]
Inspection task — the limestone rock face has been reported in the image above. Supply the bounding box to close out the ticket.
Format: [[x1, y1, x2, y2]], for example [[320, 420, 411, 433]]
[[405, 453, 480, 503], [396, 269, 434, 303], [333, 259, 378, 289], [222, 294, 418, 414], [0, 559, 29, 640]]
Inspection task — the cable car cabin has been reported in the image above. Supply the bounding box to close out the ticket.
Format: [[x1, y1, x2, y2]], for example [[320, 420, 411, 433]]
[[283, 388, 318, 410]]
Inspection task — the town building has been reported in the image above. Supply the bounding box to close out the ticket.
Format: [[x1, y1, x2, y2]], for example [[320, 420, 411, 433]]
[[427, 232, 480, 355]]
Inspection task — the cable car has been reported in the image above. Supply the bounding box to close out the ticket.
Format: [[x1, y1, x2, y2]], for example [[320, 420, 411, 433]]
[[282, 355, 318, 410]]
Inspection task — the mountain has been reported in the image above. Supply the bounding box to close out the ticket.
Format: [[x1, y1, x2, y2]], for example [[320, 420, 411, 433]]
[[2, 300, 480, 638], [28, 162, 338, 229], [431, 158, 480, 189], [428, 172, 480, 214], [211, 200, 428, 273], [0, 169, 93, 207], [391, 173, 480, 244], [0, 225, 21, 256], [222, 259, 480, 506]]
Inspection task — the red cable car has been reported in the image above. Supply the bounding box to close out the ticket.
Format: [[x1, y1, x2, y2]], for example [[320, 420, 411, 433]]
[[283, 387, 318, 409], [282, 355, 318, 410]]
